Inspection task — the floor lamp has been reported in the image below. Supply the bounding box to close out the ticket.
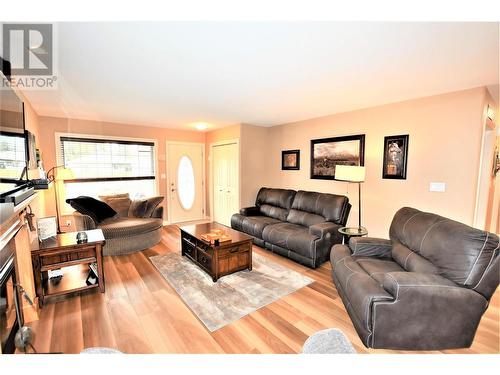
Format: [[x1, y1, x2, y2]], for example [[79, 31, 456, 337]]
[[335, 165, 366, 232], [47, 166, 74, 233]]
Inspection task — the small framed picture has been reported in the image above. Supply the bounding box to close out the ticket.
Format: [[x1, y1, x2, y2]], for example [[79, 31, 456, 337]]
[[36, 216, 57, 241], [382, 134, 409, 179], [282, 149, 300, 170]]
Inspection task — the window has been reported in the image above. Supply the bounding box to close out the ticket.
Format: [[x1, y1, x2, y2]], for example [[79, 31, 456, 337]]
[[0, 132, 26, 179], [59, 136, 156, 202], [177, 155, 195, 210]]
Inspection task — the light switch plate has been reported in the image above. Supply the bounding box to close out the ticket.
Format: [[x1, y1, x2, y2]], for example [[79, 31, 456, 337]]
[[429, 182, 446, 192]]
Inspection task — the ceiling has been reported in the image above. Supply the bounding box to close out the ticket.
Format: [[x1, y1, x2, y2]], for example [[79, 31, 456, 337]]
[[16, 22, 500, 130]]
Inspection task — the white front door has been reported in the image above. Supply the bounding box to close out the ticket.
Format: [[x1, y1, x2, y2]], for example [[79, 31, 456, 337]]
[[212, 142, 239, 226], [167, 142, 205, 223]]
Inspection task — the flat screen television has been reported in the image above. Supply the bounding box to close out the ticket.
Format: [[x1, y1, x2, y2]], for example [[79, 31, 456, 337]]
[[0, 68, 30, 197]]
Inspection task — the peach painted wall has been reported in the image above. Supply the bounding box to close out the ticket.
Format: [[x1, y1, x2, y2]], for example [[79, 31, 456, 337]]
[[240, 124, 272, 208], [261, 87, 488, 238], [37, 116, 205, 222]]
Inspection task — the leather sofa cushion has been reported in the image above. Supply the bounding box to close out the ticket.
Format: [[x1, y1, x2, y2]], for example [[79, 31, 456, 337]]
[[262, 222, 319, 258], [332, 255, 393, 331], [288, 190, 348, 224], [239, 215, 282, 238], [286, 209, 326, 227], [391, 242, 439, 275], [389, 207, 500, 287], [256, 187, 296, 209], [259, 204, 289, 222], [98, 217, 163, 239], [355, 257, 405, 286], [255, 188, 296, 221]]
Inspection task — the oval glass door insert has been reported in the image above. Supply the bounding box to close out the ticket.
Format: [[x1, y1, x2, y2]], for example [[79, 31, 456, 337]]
[[177, 155, 195, 210]]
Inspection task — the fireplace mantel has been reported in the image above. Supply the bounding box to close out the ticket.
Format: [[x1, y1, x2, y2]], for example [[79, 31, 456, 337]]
[[0, 193, 41, 332]]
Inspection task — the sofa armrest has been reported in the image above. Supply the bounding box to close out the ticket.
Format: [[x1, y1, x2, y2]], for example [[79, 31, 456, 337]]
[[73, 212, 97, 231], [383, 272, 459, 295], [383, 272, 487, 307], [152, 205, 163, 219], [239, 206, 260, 216], [371, 272, 488, 350], [330, 244, 351, 266], [348, 237, 392, 258], [309, 222, 341, 239]]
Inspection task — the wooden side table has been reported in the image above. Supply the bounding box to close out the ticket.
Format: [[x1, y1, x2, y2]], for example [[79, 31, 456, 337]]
[[31, 229, 105, 307]]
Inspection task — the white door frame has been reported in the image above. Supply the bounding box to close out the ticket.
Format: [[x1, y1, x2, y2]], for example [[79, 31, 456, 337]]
[[473, 109, 497, 229], [209, 139, 241, 223], [165, 140, 206, 224]]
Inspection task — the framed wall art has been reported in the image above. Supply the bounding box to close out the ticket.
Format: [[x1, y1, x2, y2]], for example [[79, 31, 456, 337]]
[[282, 149, 300, 170], [382, 134, 409, 179], [310, 134, 365, 180]]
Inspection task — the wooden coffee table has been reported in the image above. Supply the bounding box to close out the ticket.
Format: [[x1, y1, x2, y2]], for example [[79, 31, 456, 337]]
[[179, 222, 253, 282]]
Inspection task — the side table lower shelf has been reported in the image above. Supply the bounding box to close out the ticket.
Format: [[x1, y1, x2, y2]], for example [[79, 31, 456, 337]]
[[43, 264, 100, 298]]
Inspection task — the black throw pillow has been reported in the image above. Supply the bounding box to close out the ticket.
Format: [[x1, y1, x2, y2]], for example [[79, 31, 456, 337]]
[[66, 196, 117, 223]]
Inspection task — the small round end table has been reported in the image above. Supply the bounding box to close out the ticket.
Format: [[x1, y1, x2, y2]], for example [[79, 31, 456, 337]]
[[338, 226, 368, 244]]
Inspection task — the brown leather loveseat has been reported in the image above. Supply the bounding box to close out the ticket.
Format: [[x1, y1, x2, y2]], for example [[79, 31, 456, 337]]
[[331, 207, 499, 350]]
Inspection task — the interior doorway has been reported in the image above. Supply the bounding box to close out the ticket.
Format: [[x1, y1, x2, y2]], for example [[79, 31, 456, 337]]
[[166, 142, 205, 224], [210, 140, 240, 226]]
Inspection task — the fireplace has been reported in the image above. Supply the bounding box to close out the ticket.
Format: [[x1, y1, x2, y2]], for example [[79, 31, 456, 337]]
[[0, 240, 21, 354]]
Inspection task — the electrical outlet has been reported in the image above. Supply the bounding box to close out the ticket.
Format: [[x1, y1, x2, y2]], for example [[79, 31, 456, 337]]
[[429, 182, 446, 192], [65, 220, 72, 227]]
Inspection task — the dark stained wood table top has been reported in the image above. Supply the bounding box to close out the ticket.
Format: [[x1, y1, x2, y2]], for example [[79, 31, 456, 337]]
[[179, 222, 252, 245], [33, 229, 105, 253]]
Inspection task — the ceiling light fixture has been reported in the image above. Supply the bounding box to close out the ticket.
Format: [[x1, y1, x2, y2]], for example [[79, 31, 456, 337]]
[[194, 122, 209, 131]]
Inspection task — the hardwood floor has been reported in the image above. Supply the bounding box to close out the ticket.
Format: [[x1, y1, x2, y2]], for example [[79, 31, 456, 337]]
[[27, 225, 500, 354]]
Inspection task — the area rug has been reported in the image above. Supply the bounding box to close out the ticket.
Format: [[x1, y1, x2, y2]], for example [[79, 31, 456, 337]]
[[149, 252, 313, 332]]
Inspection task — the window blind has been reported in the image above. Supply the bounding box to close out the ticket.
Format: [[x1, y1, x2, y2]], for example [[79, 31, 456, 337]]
[[60, 136, 155, 182]]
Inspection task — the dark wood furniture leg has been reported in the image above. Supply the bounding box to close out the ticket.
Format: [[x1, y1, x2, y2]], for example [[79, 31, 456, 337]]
[[96, 244, 105, 293]]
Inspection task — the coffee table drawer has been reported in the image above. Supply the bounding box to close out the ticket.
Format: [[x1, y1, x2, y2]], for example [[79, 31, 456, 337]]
[[218, 242, 251, 258], [197, 248, 212, 272]]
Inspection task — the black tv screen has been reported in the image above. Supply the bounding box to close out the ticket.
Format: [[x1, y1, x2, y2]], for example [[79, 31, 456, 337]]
[[0, 70, 27, 195]]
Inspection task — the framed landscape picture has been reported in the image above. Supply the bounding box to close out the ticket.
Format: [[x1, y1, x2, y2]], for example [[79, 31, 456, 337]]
[[282, 149, 300, 170], [310, 134, 365, 179], [382, 134, 409, 179]]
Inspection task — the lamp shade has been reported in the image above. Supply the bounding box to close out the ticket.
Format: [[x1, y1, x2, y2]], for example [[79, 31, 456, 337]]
[[55, 167, 75, 181], [335, 165, 365, 182]]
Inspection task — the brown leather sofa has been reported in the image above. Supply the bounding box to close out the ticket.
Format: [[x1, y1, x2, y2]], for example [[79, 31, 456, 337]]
[[231, 187, 351, 268], [331, 207, 500, 350]]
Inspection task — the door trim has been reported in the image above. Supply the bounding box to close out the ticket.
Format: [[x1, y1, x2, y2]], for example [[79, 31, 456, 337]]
[[209, 139, 241, 223], [166, 141, 206, 224], [473, 106, 497, 229]]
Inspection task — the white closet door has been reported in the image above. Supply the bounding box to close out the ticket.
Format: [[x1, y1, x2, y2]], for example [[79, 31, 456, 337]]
[[213, 142, 239, 226]]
